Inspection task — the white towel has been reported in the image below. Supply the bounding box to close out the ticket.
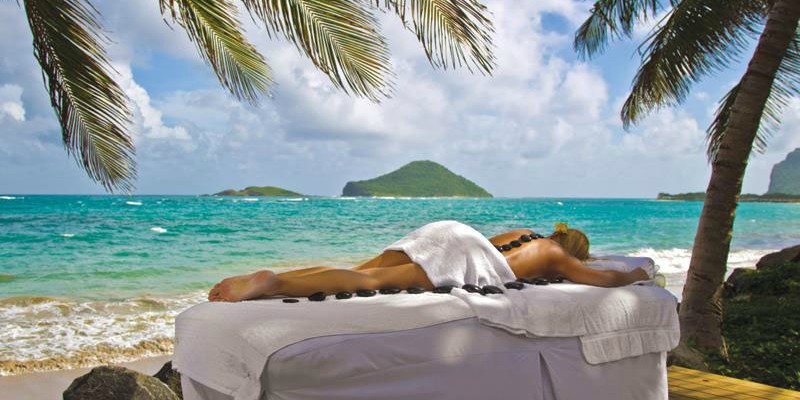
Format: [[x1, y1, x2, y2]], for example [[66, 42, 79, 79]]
[[174, 293, 473, 400], [450, 282, 679, 364], [384, 220, 516, 287]]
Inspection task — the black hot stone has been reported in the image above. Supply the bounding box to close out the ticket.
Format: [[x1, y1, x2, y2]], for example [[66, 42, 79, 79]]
[[504, 281, 525, 290], [308, 292, 326, 301], [548, 277, 564, 284], [532, 233, 545, 239], [501, 244, 512, 251], [356, 289, 377, 297], [520, 235, 532, 242], [462, 284, 485, 295], [516, 277, 534, 284], [433, 286, 454, 294], [335, 291, 353, 299], [406, 287, 425, 294], [379, 288, 402, 295], [533, 278, 549, 286], [495, 245, 504, 252], [482, 285, 504, 294], [510, 240, 521, 248], [282, 298, 299, 303]]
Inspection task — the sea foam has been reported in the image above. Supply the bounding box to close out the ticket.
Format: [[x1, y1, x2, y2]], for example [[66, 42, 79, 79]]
[[150, 227, 167, 233], [125, 201, 143, 206]]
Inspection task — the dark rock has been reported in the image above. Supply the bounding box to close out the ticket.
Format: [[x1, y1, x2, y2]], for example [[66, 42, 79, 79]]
[[533, 278, 549, 286], [308, 292, 326, 301], [756, 245, 800, 270], [154, 361, 182, 399], [462, 284, 485, 295], [495, 245, 504, 252], [406, 287, 425, 294], [356, 289, 377, 297], [379, 287, 402, 295], [433, 286, 454, 294], [64, 365, 179, 400], [723, 268, 756, 298], [516, 277, 534, 284], [504, 281, 525, 290], [335, 292, 353, 300], [282, 298, 299, 303], [482, 285, 504, 294], [548, 277, 564, 284], [501, 244, 512, 251], [510, 240, 521, 248], [520, 234, 531, 242]]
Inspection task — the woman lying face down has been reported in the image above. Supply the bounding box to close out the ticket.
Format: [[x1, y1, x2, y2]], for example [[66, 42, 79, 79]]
[[207, 222, 649, 302]]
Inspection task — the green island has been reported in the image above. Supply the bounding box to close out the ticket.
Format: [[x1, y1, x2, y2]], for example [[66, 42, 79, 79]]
[[214, 186, 305, 197], [341, 160, 492, 197], [657, 192, 800, 203]]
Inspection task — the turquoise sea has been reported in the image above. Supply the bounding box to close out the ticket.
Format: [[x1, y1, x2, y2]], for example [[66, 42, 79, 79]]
[[1, 195, 799, 373]]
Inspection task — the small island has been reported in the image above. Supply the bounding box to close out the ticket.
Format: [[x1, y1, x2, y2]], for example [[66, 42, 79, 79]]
[[342, 160, 492, 197], [214, 186, 305, 197]]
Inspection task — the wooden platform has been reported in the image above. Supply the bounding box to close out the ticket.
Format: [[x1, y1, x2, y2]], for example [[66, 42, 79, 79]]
[[668, 366, 800, 400]]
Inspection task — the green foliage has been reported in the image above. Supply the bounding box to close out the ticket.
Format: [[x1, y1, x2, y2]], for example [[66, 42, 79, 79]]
[[767, 148, 800, 195], [341, 160, 491, 197], [24, 0, 134, 192], [160, 0, 273, 104], [708, 262, 800, 390], [215, 186, 305, 196], [20, 0, 495, 192]]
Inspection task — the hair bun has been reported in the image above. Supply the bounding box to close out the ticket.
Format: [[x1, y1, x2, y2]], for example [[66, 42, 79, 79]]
[[554, 222, 569, 234]]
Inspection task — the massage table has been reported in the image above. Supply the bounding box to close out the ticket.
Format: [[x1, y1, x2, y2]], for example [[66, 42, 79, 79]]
[[176, 256, 674, 400]]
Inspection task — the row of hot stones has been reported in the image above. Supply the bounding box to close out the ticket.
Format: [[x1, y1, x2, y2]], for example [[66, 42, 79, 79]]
[[281, 276, 566, 303], [495, 233, 546, 252]]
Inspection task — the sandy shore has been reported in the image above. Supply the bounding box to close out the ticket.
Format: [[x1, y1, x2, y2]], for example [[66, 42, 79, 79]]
[[0, 355, 172, 400]]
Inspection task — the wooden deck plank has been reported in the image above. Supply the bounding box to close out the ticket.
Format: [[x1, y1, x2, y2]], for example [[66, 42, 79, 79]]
[[668, 366, 800, 400]]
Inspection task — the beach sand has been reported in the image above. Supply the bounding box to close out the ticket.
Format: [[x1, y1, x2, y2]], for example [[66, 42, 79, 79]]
[[0, 355, 172, 400]]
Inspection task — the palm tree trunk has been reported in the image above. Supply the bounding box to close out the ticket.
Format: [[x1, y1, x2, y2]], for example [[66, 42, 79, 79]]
[[679, 0, 800, 353]]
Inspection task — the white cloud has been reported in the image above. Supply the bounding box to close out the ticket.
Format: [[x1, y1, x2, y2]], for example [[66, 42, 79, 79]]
[[0, 83, 25, 121]]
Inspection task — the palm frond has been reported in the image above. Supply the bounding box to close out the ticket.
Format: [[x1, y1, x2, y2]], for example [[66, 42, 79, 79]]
[[707, 29, 800, 161], [160, 0, 273, 104], [241, 0, 393, 101], [24, 0, 135, 192], [377, 0, 495, 74], [621, 0, 767, 127], [574, 0, 661, 59]]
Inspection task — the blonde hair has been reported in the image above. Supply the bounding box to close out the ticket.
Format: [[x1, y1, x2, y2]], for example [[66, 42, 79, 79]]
[[549, 223, 590, 261]]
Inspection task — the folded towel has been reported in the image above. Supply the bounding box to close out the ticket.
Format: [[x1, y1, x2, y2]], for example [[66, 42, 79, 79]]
[[586, 255, 658, 279], [384, 220, 516, 287], [451, 282, 679, 364]]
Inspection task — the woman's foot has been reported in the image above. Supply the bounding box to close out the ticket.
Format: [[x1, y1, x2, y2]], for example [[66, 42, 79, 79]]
[[208, 270, 277, 302]]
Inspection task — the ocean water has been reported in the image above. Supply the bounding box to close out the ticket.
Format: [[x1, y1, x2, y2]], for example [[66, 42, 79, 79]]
[[1, 195, 799, 374]]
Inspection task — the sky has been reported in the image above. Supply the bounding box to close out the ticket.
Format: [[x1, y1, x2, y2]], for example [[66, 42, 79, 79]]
[[1, 0, 799, 197]]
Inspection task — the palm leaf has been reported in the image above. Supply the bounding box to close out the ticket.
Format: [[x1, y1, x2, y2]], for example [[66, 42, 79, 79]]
[[707, 29, 800, 161], [160, 0, 273, 104], [377, 0, 495, 73], [574, 0, 661, 59], [241, 0, 393, 101], [24, 0, 135, 192], [620, 0, 767, 127]]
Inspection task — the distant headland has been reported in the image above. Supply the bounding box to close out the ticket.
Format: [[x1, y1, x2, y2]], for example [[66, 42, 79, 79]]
[[342, 160, 492, 198], [659, 148, 800, 203], [657, 192, 800, 203], [214, 186, 304, 197]]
